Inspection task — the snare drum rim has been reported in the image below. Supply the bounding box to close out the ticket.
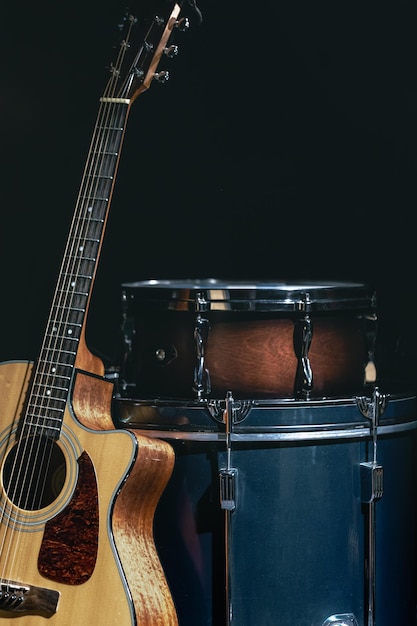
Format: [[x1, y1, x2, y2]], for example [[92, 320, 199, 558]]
[[121, 279, 377, 313]]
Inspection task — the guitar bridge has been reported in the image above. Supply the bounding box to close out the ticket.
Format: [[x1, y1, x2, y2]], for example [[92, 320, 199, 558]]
[[0, 579, 59, 617]]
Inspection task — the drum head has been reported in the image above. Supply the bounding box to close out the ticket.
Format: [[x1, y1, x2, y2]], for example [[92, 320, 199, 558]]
[[121, 279, 376, 313]]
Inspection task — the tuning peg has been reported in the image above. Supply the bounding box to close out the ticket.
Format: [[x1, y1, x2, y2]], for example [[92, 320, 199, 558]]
[[175, 17, 190, 31], [164, 44, 179, 58], [153, 71, 169, 83]]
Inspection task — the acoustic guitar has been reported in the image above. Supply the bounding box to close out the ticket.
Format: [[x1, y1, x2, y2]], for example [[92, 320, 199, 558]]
[[0, 2, 187, 623]]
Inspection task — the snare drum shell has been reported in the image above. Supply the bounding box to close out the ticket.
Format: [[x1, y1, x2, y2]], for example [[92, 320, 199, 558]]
[[120, 280, 376, 400]]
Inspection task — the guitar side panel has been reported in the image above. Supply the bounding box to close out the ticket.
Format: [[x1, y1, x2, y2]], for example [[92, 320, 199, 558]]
[[112, 431, 178, 626], [72, 369, 179, 625]]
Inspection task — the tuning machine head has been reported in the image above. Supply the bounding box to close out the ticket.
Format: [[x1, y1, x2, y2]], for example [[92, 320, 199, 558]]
[[164, 44, 179, 58], [153, 70, 169, 83], [175, 16, 190, 32]]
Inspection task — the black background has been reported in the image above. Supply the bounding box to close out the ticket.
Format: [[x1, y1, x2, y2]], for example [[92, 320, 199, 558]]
[[0, 0, 416, 391]]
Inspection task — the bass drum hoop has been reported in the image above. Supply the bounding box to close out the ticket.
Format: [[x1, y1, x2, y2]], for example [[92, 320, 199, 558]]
[[113, 393, 417, 442]]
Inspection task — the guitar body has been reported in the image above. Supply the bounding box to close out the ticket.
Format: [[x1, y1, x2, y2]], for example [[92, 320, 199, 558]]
[[0, 361, 177, 625]]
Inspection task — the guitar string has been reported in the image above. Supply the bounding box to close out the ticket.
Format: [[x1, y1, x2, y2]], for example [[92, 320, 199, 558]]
[[0, 16, 137, 588]]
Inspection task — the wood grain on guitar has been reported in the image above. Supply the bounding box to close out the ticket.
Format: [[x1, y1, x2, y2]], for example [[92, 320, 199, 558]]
[[0, 1, 189, 623]]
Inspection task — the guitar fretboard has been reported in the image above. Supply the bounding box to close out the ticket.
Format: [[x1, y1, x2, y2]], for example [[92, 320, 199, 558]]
[[22, 102, 129, 440]]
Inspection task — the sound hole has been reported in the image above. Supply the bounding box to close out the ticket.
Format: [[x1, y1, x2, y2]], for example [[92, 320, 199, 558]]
[[3, 436, 66, 510]]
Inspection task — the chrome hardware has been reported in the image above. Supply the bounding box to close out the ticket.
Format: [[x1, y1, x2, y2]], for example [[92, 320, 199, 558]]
[[361, 462, 383, 503], [175, 16, 190, 31], [164, 44, 179, 58], [153, 344, 177, 366], [357, 389, 387, 420], [322, 615, 358, 626], [220, 391, 237, 625], [357, 387, 386, 626], [220, 469, 237, 511], [194, 291, 208, 312], [207, 398, 253, 423], [153, 70, 169, 83], [193, 314, 211, 398], [295, 290, 312, 312], [294, 314, 313, 398]]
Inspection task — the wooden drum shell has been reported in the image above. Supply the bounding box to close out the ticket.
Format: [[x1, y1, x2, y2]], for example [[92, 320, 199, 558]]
[[119, 280, 376, 400]]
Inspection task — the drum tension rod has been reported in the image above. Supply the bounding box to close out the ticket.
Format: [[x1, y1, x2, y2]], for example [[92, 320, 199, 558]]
[[219, 391, 238, 625], [220, 391, 237, 512], [357, 387, 387, 626]]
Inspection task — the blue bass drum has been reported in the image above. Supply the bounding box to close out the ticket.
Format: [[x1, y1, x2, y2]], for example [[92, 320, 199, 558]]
[[114, 392, 417, 626]]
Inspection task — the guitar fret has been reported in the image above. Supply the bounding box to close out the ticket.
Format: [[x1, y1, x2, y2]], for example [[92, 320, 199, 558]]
[[80, 195, 109, 202], [23, 421, 61, 433], [93, 150, 118, 157], [82, 214, 105, 221], [36, 364, 72, 380], [64, 253, 96, 262], [63, 254, 97, 265], [45, 336, 79, 346], [96, 125, 124, 132], [61, 275, 94, 285], [30, 387, 68, 399], [29, 393, 67, 406], [57, 287, 89, 296], [91, 173, 114, 178], [67, 235, 101, 244], [47, 321, 82, 330], [40, 348, 77, 358], [73, 210, 105, 220], [61, 273, 92, 282], [70, 237, 100, 245], [33, 382, 70, 393], [26, 408, 64, 420], [35, 378, 71, 387]]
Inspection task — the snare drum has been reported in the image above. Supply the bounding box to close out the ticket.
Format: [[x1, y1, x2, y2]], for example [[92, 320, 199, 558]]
[[114, 392, 417, 626], [119, 279, 377, 400]]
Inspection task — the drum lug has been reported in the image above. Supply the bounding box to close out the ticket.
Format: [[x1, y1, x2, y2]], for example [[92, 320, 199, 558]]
[[321, 615, 358, 626], [293, 314, 313, 399], [193, 314, 211, 399]]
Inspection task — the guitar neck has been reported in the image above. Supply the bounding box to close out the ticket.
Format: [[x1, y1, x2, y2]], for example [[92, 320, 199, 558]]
[[21, 3, 183, 441]]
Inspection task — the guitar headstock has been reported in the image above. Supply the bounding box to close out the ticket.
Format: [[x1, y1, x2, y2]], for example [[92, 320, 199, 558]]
[[103, 0, 189, 105]]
